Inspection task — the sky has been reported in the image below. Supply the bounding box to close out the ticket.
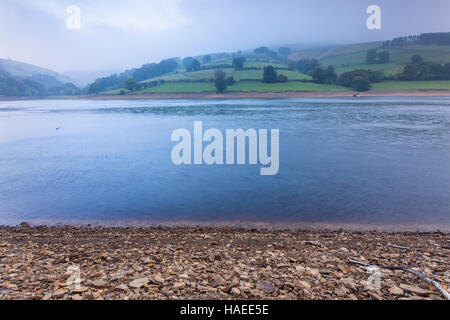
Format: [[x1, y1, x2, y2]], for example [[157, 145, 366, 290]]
[[0, 0, 449, 73]]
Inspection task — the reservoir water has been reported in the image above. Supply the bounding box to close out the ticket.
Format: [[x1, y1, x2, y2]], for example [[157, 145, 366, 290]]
[[0, 98, 449, 230]]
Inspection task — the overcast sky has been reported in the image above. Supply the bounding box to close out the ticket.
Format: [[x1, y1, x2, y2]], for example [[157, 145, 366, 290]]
[[1, 0, 449, 73]]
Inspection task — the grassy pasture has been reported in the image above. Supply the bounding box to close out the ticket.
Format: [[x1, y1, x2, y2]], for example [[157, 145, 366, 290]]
[[234, 69, 311, 81], [371, 80, 450, 91]]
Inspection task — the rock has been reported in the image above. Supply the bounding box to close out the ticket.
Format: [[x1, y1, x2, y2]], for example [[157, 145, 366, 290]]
[[295, 266, 305, 274], [42, 293, 52, 300], [110, 270, 127, 281], [52, 289, 67, 299], [0, 224, 447, 301], [212, 274, 226, 287], [320, 268, 331, 275], [230, 288, 241, 296], [250, 289, 264, 297], [297, 280, 311, 291], [305, 241, 322, 247], [90, 280, 108, 288], [115, 284, 129, 291], [72, 286, 89, 294], [256, 280, 276, 294], [5, 283, 18, 290], [129, 278, 149, 289], [306, 268, 320, 277], [334, 287, 349, 297], [399, 284, 434, 296], [173, 282, 185, 290], [155, 277, 165, 283], [388, 286, 404, 296], [338, 265, 350, 274]]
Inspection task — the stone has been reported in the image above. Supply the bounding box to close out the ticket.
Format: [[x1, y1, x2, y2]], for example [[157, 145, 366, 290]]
[[388, 286, 404, 296], [230, 288, 241, 296], [90, 280, 108, 288], [173, 282, 185, 290], [399, 284, 434, 296], [212, 274, 226, 287], [297, 280, 311, 291], [115, 284, 129, 291], [256, 280, 276, 294], [72, 286, 89, 293], [52, 289, 67, 299], [129, 278, 149, 289]]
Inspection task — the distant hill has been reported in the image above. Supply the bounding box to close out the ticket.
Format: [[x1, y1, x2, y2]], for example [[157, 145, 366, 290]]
[[0, 59, 82, 97], [62, 69, 123, 87], [92, 32, 450, 95], [289, 39, 450, 76], [0, 59, 73, 83]]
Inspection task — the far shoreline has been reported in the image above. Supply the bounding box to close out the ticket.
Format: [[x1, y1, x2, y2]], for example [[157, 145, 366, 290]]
[[2, 90, 450, 102]]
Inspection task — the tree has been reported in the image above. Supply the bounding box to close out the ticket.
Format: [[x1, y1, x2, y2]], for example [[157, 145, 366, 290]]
[[377, 51, 390, 63], [366, 49, 378, 64], [254, 46, 269, 54], [186, 59, 201, 72], [182, 57, 194, 68], [339, 70, 370, 87], [402, 65, 420, 81], [226, 76, 235, 85], [312, 67, 326, 83], [263, 65, 277, 83], [444, 63, 450, 80], [214, 70, 227, 93], [267, 51, 278, 58], [202, 55, 212, 63], [411, 54, 423, 64], [352, 76, 371, 91], [324, 66, 337, 84], [277, 74, 288, 83], [232, 57, 246, 68], [296, 59, 321, 74], [368, 70, 385, 82], [125, 78, 139, 92]]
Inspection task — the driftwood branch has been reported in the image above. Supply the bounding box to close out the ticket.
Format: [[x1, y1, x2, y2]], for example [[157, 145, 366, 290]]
[[349, 259, 450, 300], [387, 243, 408, 250]]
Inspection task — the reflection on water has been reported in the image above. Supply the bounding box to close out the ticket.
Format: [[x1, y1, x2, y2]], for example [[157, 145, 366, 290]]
[[0, 97, 449, 228]]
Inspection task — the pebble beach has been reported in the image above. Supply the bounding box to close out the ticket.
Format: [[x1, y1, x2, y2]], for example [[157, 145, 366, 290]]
[[0, 224, 449, 300]]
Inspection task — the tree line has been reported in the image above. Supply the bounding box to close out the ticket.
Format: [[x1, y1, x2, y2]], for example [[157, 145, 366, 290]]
[[401, 54, 450, 81], [383, 32, 450, 47], [88, 58, 179, 93], [0, 70, 80, 97]]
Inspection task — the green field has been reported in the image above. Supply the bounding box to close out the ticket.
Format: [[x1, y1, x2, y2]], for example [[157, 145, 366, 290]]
[[290, 42, 450, 77], [234, 69, 311, 81], [229, 81, 349, 92], [108, 80, 349, 94], [371, 80, 450, 91], [101, 40, 450, 95]]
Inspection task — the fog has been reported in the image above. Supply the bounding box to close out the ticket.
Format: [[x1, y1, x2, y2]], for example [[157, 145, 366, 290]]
[[1, 0, 449, 73]]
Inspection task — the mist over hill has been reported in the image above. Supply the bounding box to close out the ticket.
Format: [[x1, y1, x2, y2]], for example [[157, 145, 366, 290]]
[[0, 59, 81, 97]]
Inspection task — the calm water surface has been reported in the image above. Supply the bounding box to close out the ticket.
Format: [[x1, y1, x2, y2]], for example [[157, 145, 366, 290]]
[[0, 98, 449, 228]]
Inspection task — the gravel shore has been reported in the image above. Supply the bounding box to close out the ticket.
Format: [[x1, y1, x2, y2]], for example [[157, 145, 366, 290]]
[[0, 224, 448, 300]]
